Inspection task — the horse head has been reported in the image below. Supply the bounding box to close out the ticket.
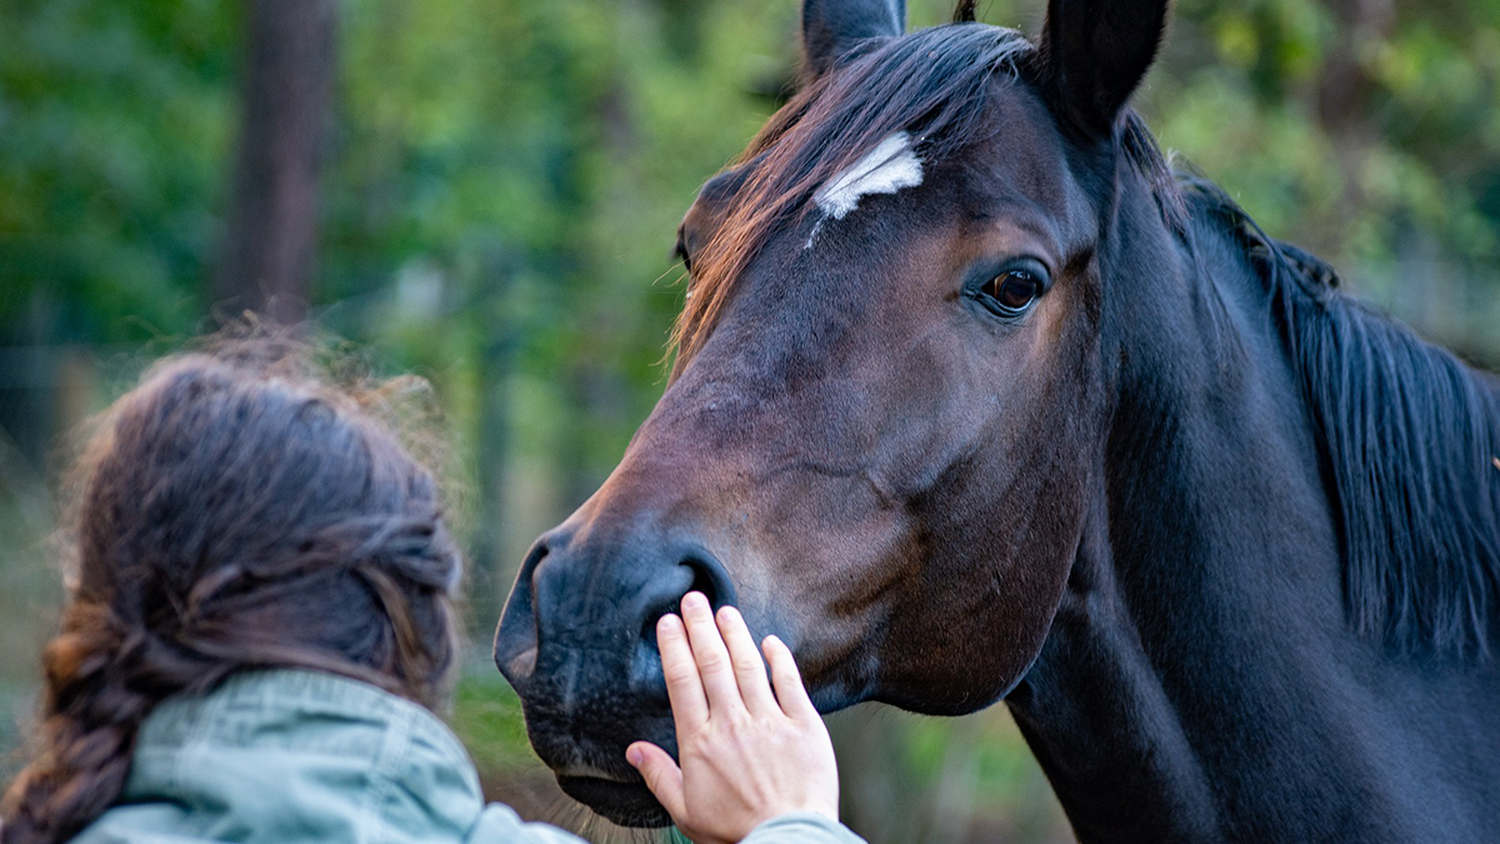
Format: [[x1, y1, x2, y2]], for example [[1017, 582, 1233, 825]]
[[495, 0, 1171, 825]]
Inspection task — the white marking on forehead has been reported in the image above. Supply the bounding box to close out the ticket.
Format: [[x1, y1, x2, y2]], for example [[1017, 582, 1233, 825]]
[[814, 131, 923, 220]]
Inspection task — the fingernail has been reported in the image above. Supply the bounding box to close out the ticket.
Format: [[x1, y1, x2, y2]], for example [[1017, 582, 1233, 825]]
[[681, 591, 707, 611], [658, 614, 682, 632], [626, 746, 643, 767]]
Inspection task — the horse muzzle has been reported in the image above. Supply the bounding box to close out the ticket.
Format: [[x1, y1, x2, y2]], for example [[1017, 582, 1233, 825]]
[[493, 524, 739, 827]]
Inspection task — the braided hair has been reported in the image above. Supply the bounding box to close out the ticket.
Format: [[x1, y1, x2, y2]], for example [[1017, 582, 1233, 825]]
[[0, 341, 462, 844]]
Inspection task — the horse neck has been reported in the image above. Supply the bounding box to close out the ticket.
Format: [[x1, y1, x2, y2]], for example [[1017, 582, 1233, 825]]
[[1005, 188, 1454, 843]]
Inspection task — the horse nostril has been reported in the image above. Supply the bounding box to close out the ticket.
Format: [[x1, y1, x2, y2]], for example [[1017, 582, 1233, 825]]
[[639, 550, 739, 646], [686, 555, 739, 615], [494, 537, 552, 685], [640, 580, 690, 647]]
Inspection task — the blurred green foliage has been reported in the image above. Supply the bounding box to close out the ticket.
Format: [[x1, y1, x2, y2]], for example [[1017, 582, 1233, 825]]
[[1, 0, 1498, 841], [0, 0, 236, 341], [3, 0, 1497, 485], [1149, 0, 1500, 282], [448, 666, 538, 775]]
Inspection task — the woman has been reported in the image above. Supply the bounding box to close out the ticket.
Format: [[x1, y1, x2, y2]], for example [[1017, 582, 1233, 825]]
[[0, 339, 862, 844]]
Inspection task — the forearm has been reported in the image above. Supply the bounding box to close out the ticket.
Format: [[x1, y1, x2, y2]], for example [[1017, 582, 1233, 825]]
[[740, 812, 867, 844]]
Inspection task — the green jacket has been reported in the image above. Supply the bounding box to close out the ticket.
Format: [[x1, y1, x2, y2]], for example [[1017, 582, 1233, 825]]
[[71, 669, 865, 844]]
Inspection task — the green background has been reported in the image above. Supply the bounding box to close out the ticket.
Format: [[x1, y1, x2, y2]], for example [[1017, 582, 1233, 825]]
[[2, 0, 1498, 841]]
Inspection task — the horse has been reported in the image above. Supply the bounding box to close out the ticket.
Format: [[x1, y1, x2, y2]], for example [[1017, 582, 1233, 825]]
[[493, 0, 1500, 839]]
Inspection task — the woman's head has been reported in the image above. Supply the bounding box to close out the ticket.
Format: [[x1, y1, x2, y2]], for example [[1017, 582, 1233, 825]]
[[2, 337, 462, 844]]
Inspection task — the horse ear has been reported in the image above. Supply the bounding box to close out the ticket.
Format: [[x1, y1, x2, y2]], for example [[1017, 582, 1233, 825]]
[[802, 0, 906, 80], [1037, 0, 1169, 139]]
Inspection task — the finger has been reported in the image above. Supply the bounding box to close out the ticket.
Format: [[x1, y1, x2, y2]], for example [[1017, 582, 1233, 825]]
[[763, 635, 820, 720], [716, 606, 777, 714], [626, 741, 687, 822], [679, 591, 743, 717], [658, 613, 708, 728]]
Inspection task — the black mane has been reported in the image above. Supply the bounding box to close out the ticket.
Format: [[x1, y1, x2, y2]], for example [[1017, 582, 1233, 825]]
[[1186, 182, 1500, 658]]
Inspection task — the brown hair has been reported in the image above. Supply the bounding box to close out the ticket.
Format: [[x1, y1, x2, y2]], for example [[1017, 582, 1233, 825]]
[[0, 336, 462, 844]]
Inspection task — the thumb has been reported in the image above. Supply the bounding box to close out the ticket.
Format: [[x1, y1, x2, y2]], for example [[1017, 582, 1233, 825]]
[[626, 741, 687, 820]]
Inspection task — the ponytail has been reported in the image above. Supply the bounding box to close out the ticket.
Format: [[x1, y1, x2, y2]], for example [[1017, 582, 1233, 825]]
[[2, 603, 195, 844]]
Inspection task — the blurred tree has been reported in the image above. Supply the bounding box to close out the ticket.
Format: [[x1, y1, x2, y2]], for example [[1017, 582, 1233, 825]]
[[1144, 0, 1500, 360], [0, 0, 234, 344], [0, 0, 236, 466], [213, 0, 337, 324]]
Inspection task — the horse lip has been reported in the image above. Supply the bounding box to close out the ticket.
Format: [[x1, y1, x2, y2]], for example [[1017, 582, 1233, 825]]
[[556, 774, 670, 828], [542, 741, 667, 827], [553, 761, 637, 781]]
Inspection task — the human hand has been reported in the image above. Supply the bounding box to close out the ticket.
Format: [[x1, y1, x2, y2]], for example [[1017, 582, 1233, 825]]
[[625, 591, 839, 844]]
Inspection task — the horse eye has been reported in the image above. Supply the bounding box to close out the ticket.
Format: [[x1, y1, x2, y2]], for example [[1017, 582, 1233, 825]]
[[981, 269, 1042, 314]]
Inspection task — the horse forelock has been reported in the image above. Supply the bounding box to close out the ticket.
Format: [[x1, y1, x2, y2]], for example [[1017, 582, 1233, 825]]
[[668, 20, 1188, 375], [669, 23, 1034, 371]]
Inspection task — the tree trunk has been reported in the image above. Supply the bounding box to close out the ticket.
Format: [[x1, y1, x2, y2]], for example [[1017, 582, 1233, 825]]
[[214, 0, 336, 324]]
